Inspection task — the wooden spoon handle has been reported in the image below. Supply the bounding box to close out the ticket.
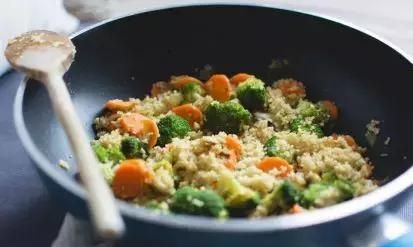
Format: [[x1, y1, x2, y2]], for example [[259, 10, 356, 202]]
[[45, 72, 125, 238]]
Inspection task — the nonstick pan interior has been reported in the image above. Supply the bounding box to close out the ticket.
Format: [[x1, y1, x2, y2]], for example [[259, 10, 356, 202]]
[[20, 5, 413, 200]]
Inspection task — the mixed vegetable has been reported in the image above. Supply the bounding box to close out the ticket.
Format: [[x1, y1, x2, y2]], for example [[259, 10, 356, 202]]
[[89, 72, 373, 219]]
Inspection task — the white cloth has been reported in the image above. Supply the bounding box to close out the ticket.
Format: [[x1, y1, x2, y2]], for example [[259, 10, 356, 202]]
[[0, 0, 79, 76]]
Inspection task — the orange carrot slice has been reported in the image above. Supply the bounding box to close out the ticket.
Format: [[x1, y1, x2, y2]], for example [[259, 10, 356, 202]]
[[332, 134, 357, 149], [276, 79, 306, 98], [119, 113, 159, 148], [171, 104, 203, 127], [320, 100, 339, 120], [105, 99, 136, 111], [225, 149, 237, 170], [151, 81, 171, 97], [112, 159, 154, 199], [205, 74, 232, 102], [290, 204, 303, 214], [343, 135, 357, 149], [257, 157, 292, 177], [141, 118, 160, 148], [119, 113, 146, 135], [230, 73, 253, 86], [170, 75, 202, 89], [225, 136, 242, 158]]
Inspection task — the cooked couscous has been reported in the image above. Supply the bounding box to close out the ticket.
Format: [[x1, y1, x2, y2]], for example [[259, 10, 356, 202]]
[[92, 74, 377, 218]]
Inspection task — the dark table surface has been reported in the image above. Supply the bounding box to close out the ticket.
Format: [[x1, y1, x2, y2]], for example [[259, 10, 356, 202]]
[[0, 71, 65, 247], [1, 70, 413, 247]]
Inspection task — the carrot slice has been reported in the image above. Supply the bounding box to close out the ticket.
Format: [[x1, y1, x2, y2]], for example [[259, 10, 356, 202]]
[[343, 135, 357, 149], [290, 204, 303, 214], [170, 75, 202, 89], [119, 113, 159, 148], [105, 99, 136, 111], [225, 136, 242, 158], [205, 74, 232, 102], [332, 134, 357, 150], [141, 118, 160, 148], [257, 157, 292, 177], [119, 113, 146, 135], [225, 149, 237, 170], [276, 79, 306, 98], [230, 73, 253, 86], [151, 81, 171, 97], [320, 100, 339, 120], [112, 159, 154, 199], [171, 104, 203, 127]]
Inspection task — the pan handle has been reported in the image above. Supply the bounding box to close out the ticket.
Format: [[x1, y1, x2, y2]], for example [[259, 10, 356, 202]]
[[347, 213, 412, 247]]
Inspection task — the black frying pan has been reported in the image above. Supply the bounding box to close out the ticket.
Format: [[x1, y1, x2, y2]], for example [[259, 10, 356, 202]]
[[14, 5, 413, 247]]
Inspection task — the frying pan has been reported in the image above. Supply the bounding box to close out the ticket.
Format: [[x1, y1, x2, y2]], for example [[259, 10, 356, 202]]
[[13, 4, 413, 247]]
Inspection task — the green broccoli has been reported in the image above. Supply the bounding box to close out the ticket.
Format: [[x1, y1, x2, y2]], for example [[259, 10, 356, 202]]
[[235, 77, 267, 111], [92, 143, 108, 162], [279, 180, 302, 207], [182, 82, 205, 103], [296, 100, 329, 124], [300, 179, 355, 208], [120, 137, 147, 158], [92, 143, 125, 164], [204, 100, 252, 134], [157, 115, 192, 147], [169, 187, 228, 218], [300, 183, 329, 208], [263, 136, 294, 162], [333, 180, 355, 201], [216, 171, 260, 211], [290, 118, 324, 137], [254, 181, 302, 216]]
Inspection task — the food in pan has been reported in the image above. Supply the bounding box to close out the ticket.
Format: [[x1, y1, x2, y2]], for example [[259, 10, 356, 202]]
[[92, 73, 377, 218]]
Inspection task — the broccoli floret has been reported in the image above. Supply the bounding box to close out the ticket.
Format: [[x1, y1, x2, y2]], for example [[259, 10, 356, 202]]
[[169, 187, 228, 218], [235, 77, 267, 111], [300, 183, 329, 208], [157, 115, 191, 147], [333, 180, 355, 200], [204, 100, 252, 134], [92, 143, 108, 162], [182, 82, 205, 103], [263, 136, 278, 157], [300, 179, 355, 208], [252, 181, 302, 216], [259, 181, 302, 214], [263, 136, 294, 162], [296, 100, 329, 124], [279, 180, 302, 207], [121, 137, 147, 158], [216, 171, 260, 211], [92, 143, 125, 164], [290, 118, 324, 137]]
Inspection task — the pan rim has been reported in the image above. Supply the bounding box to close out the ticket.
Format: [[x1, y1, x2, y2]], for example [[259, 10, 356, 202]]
[[14, 3, 413, 233]]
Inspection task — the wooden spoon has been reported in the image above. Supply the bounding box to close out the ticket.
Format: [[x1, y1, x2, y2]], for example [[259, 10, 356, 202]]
[[5, 30, 125, 239]]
